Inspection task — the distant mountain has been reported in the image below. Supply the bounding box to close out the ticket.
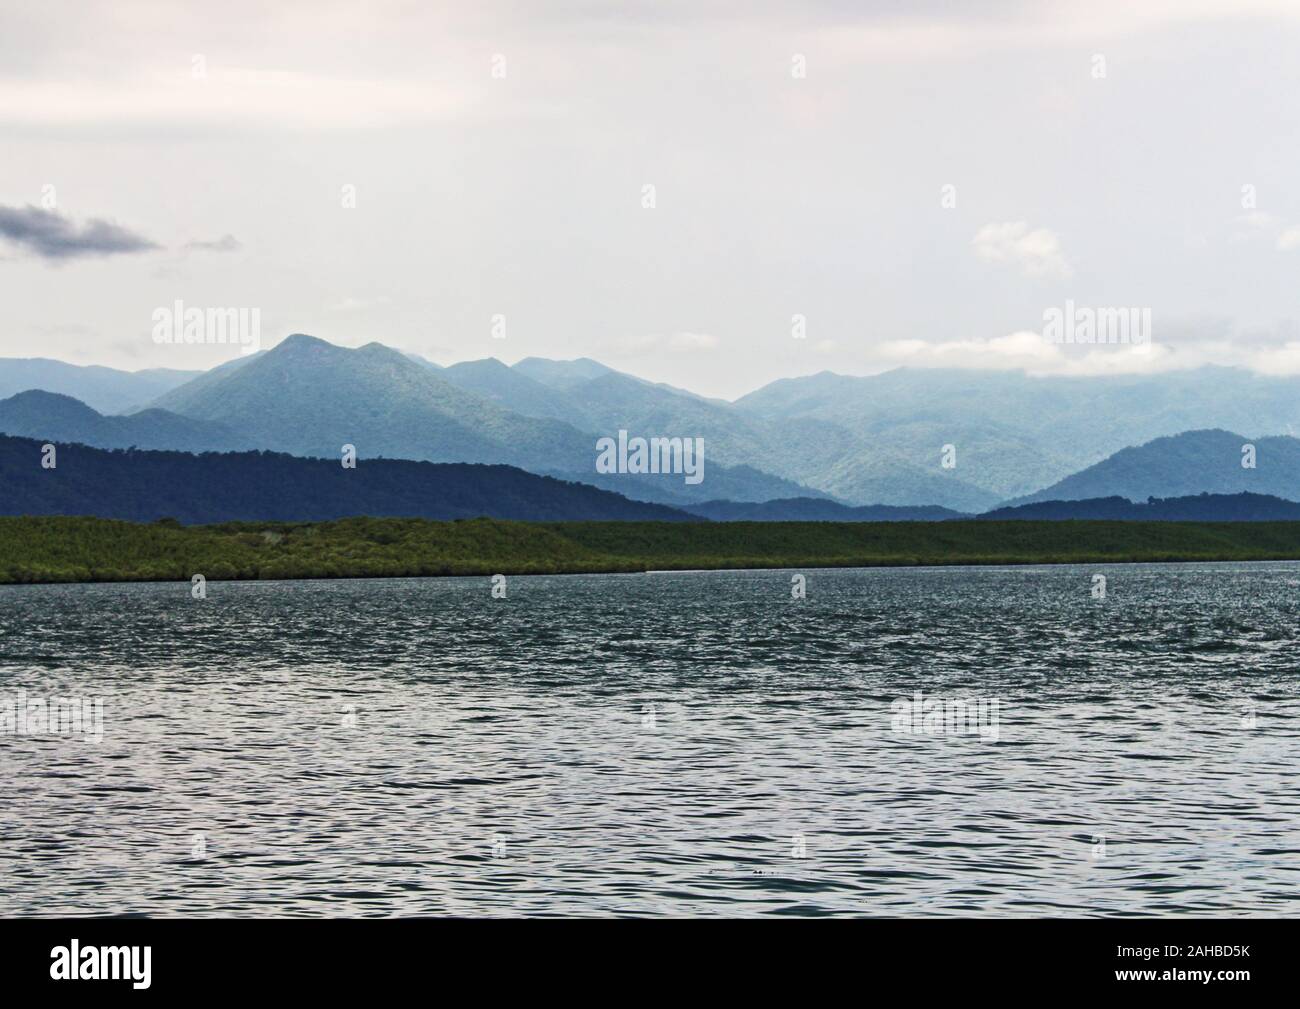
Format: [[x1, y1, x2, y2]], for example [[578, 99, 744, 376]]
[[149, 334, 599, 468], [451, 360, 755, 476], [123, 351, 260, 410], [144, 335, 818, 505], [1011, 429, 1300, 504], [683, 498, 967, 521], [31, 337, 1300, 512], [501, 361, 1231, 510], [546, 371, 777, 467], [0, 357, 200, 414], [980, 492, 1300, 522], [403, 352, 443, 370], [512, 357, 615, 389], [442, 358, 593, 426], [735, 367, 1300, 505], [0, 434, 692, 524], [506, 360, 892, 504], [0, 390, 249, 452], [442, 357, 834, 504], [546, 463, 824, 508]]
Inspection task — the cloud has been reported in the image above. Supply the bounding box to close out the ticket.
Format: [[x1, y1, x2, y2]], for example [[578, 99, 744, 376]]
[[0, 69, 482, 133], [0, 204, 159, 261], [837, 319, 1300, 378], [1229, 212, 1300, 251], [325, 296, 391, 313], [615, 331, 720, 354], [184, 234, 242, 253], [667, 331, 719, 351], [972, 221, 1071, 279], [1276, 227, 1300, 252], [1229, 211, 1278, 243]]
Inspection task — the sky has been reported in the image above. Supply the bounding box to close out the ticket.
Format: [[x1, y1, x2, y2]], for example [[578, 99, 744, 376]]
[[1, 0, 1299, 399]]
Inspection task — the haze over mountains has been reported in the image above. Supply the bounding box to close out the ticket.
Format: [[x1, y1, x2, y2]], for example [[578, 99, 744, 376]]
[[443, 354, 1300, 510], [4, 333, 1300, 515], [140, 335, 816, 506], [732, 367, 1300, 507], [0, 390, 249, 453], [1010, 430, 1300, 505], [0, 358, 198, 414]]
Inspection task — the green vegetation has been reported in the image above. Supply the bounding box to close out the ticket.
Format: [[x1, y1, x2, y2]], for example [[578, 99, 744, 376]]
[[3, 515, 1300, 585]]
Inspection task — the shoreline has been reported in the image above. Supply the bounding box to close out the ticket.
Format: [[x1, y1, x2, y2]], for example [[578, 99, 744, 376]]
[[4, 514, 1300, 586]]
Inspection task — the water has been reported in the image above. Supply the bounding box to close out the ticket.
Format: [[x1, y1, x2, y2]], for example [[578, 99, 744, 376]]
[[2, 563, 1298, 917]]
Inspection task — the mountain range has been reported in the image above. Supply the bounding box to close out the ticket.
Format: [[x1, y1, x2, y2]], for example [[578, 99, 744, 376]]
[[0, 358, 198, 414], [981, 492, 1300, 522], [5, 334, 1300, 513], [1008, 429, 1300, 505], [0, 390, 250, 453], [682, 498, 965, 522], [4, 422, 1291, 524], [141, 335, 817, 507], [731, 366, 1300, 507], [0, 434, 689, 524]]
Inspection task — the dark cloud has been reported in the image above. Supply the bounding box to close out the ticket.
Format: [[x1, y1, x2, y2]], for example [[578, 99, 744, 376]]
[[0, 204, 160, 260], [184, 234, 242, 253]]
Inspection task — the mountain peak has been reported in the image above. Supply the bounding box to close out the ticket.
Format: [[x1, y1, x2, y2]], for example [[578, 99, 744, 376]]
[[275, 333, 330, 352], [0, 388, 103, 420], [447, 357, 510, 373], [1009, 427, 1300, 506], [512, 356, 614, 389]]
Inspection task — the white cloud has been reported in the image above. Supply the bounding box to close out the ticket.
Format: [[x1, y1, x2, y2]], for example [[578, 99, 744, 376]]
[[1229, 212, 1300, 252], [844, 324, 1300, 378], [811, 0, 1300, 62], [1230, 211, 1278, 243], [1276, 227, 1300, 252], [0, 69, 474, 131], [971, 221, 1072, 279], [326, 296, 391, 313], [668, 331, 719, 351], [615, 331, 720, 354]]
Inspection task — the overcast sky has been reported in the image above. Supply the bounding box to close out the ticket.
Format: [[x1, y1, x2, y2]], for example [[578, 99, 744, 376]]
[[2, 0, 1299, 398]]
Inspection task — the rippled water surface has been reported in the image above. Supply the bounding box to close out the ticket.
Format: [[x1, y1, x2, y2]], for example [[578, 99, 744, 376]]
[[3, 563, 1299, 917]]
